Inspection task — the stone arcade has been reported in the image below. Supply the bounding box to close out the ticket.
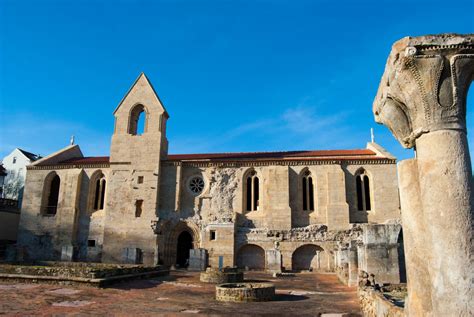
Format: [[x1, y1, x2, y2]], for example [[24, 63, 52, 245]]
[[16, 73, 404, 285]]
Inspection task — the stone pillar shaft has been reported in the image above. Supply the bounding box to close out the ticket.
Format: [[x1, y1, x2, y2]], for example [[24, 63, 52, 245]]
[[415, 131, 473, 315]]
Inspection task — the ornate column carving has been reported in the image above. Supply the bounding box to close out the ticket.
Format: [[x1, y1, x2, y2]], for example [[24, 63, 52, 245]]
[[374, 34, 474, 148], [373, 34, 474, 316]]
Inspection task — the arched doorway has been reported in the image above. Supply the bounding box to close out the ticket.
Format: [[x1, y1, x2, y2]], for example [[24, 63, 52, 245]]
[[162, 221, 201, 267], [292, 244, 325, 271], [176, 231, 193, 267], [236, 244, 265, 270]]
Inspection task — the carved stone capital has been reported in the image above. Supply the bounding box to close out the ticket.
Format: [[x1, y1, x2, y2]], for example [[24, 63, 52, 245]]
[[373, 34, 474, 148]]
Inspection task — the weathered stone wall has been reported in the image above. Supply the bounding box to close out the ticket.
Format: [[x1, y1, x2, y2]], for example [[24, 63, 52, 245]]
[[358, 286, 404, 317], [17, 166, 110, 262], [18, 166, 83, 260]]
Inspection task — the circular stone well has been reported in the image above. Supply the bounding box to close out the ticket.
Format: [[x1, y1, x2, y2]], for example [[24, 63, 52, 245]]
[[215, 283, 275, 302], [200, 267, 244, 284]]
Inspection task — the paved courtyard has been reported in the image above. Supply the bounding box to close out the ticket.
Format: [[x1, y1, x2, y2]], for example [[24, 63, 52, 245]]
[[0, 271, 361, 316]]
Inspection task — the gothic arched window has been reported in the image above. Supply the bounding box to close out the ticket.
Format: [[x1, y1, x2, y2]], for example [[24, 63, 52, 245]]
[[356, 169, 371, 211], [42, 173, 60, 215], [91, 172, 106, 211], [245, 170, 259, 211], [302, 170, 315, 211]]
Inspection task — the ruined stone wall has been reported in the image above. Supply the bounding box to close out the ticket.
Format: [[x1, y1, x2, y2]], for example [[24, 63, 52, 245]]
[[157, 160, 399, 269], [358, 224, 402, 284]]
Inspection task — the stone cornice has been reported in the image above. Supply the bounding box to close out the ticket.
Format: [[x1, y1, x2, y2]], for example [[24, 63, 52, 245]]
[[163, 159, 395, 168], [27, 163, 111, 170]]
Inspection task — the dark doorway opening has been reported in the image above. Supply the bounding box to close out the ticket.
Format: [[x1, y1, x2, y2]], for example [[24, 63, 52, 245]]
[[176, 231, 193, 267]]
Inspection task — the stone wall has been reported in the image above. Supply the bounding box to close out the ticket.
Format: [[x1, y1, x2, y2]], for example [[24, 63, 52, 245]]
[[358, 224, 402, 284]]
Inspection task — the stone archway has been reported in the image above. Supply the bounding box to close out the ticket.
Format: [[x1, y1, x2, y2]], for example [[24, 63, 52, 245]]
[[292, 244, 325, 271], [236, 244, 265, 270], [163, 221, 200, 266]]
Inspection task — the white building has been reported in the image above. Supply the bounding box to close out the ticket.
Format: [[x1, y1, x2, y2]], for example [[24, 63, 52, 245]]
[[0, 165, 6, 198], [1, 148, 41, 205]]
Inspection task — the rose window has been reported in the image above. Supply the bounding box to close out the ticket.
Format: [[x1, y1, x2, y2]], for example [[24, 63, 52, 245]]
[[189, 176, 205, 194]]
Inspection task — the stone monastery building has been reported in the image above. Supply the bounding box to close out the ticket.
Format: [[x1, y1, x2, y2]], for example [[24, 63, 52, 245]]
[[18, 74, 402, 279]]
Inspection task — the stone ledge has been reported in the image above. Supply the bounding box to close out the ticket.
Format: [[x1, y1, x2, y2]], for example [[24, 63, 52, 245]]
[[0, 268, 169, 287]]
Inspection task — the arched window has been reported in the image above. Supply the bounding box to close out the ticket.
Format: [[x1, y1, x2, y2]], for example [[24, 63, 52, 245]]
[[356, 169, 371, 211], [302, 170, 314, 211], [43, 173, 60, 215], [91, 173, 106, 211], [128, 104, 147, 135], [245, 170, 259, 211]]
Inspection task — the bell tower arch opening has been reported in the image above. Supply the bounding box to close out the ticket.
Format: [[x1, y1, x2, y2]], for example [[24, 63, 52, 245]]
[[128, 104, 147, 135]]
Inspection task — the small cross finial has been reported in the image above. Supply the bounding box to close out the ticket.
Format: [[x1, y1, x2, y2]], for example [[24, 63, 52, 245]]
[[70, 135, 75, 145], [370, 128, 375, 143]]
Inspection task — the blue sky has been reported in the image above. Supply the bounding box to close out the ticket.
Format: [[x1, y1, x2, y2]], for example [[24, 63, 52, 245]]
[[1, 0, 473, 162]]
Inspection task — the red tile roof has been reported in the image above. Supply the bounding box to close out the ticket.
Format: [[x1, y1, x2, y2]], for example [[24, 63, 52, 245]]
[[53, 149, 389, 166], [58, 156, 110, 165]]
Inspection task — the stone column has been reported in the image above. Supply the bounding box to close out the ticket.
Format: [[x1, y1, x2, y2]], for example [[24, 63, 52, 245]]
[[373, 34, 474, 316], [348, 241, 359, 287]]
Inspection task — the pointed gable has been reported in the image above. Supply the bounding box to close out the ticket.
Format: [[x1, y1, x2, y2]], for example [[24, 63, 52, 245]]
[[32, 145, 83, 166], [113, 72, 169, 118]]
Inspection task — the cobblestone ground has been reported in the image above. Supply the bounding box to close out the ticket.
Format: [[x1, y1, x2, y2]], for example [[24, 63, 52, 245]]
[[0, 271, 361, 316]]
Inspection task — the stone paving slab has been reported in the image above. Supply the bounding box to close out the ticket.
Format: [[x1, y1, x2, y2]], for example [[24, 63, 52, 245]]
[[0, 271, 361, 316]]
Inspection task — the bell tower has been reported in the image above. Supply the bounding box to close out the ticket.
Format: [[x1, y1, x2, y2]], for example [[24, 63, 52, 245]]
[[103, 73, 169, 265], [110, 72, 168, 164]]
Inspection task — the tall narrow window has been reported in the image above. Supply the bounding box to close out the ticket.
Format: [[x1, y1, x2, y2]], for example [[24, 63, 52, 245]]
[[302, 178, 308, 211], [45, 175, 60, 215], [356, 176, 363, 210], [92, 173, 106, 211], [246, 177, 252, 211], [100, 179, 106, 210], [363, 175, 371, 211], [356, 170, 372, 211], [135, 199, 143, 217], [308, 176, 314, 211], [94, 179, 101, 210], [245, 171, 259, 211], [302, 171, 315, 211], [128, 104, 147, 135], [253, 176, 259, 211]]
